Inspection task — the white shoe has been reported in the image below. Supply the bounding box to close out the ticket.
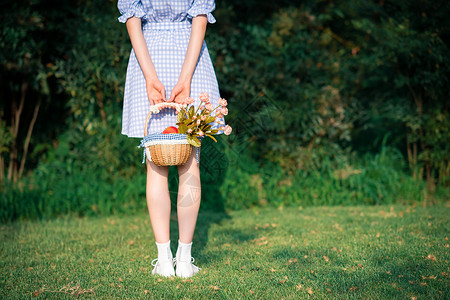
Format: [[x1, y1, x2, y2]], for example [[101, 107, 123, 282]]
[[174, 256, 201, 278], [151, 240, 175, 277], [151, 257, 175, 277]]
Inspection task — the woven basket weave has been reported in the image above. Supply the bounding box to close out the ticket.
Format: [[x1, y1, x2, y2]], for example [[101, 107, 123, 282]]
[[142, 102, 196, 166]]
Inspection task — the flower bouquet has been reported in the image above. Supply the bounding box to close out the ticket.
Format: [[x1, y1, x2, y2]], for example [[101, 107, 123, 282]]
[[139, 93, 232, 166], [174, 92, 232, 147]]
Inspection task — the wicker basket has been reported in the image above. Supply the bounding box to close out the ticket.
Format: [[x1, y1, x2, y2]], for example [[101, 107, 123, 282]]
[[141, 102, 199, 166]]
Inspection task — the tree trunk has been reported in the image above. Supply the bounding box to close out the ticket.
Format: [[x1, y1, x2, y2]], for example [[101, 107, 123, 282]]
[[96, 81, 107, 126], [7, 81, 27, 183], [426, 164, 435, 192], [18, 98, 41, 180], [405, 128, 418, 180], [0, 155, 4, 185], [406, 81, 432, 187]]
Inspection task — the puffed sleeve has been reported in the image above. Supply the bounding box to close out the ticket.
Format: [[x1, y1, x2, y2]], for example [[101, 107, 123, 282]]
[[117, 0, 146, 23], [186, 0, 216, 24]]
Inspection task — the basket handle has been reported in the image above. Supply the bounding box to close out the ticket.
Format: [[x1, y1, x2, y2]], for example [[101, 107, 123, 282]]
[[144, 102, 184, 136]]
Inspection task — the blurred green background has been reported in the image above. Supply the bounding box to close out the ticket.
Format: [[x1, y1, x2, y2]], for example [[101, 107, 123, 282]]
[[0, 0, 449, 222]]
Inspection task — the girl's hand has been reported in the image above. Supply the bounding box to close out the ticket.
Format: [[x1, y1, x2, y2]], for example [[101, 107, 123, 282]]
[[146, 77, 166, 106], [168, 80, 190, 104]]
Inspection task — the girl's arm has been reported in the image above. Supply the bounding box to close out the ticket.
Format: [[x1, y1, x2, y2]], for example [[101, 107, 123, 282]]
[[126, 16, 166, 105], [168, 15, 208, 103]]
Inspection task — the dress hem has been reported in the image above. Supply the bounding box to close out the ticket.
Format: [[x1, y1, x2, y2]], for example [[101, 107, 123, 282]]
[[121, 131, 225, 139]]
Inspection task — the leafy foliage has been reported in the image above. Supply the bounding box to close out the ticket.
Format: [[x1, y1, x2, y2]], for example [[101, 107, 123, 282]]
[[175, 101, 220, 146], [0, 0, 449, 221]]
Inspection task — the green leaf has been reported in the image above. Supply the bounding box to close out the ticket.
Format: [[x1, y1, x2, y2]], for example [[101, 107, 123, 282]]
[[187, 135, 201, 147], [206, 116, 216, 123], [176, 111, 185, 123], [188, 106, 195, 118], [206, 134, 217, 142], [178, 124, 188, 133]]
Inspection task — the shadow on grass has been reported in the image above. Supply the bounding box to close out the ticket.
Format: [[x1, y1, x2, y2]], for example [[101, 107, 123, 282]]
[[167, 137, 233, 260], [270, 243, 448, 298]]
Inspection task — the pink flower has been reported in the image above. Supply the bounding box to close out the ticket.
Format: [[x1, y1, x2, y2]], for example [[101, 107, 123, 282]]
[[224, 125, 232, 135], [217, 119, 225, 125], [196, 119, 201, 126], [205, 102, 213, 111], [198, 130, 204, 137], [187, 128, 193, 133], [192, 115, 196, 120], [199, 92, 210, 103], [201, 115, 207, 121], [220, 107, 228, 116], [183, 97, 195, 105], [218, 98, 228, 107]]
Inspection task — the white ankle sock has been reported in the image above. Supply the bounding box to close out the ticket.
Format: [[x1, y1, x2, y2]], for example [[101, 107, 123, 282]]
[[176, 240, 192, 261], [155, 240, 172, 261]]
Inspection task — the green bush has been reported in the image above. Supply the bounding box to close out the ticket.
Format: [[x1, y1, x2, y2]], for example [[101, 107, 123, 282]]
[[2, 143, 438, 223], [1, 0, 449, 222], [219, 143, 429, 211]]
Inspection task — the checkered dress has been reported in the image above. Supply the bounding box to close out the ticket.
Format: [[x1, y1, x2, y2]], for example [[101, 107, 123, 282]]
[[117, 0, 226, 138]]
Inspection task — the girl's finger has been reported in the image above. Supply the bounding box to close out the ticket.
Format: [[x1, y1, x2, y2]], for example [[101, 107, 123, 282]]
[[161, 86, 167, 102], [175, 88, 183, 102], [147, 93, 153, 106], [168, 89, 176, 102]]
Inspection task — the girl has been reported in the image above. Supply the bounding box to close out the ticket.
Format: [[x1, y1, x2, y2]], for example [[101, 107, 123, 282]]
[[117, 0, 226, 278]]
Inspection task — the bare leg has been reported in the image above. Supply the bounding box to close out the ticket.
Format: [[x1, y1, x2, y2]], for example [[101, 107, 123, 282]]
[[176, 149, 201, 244], [146, 159, 171, 243]]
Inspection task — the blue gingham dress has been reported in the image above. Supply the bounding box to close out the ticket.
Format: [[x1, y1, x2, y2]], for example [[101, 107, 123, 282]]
[[117, 0, 226, 139]]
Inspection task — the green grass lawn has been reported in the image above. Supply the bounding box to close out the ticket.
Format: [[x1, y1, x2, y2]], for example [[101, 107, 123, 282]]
[[1, 203, 449, 299]]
